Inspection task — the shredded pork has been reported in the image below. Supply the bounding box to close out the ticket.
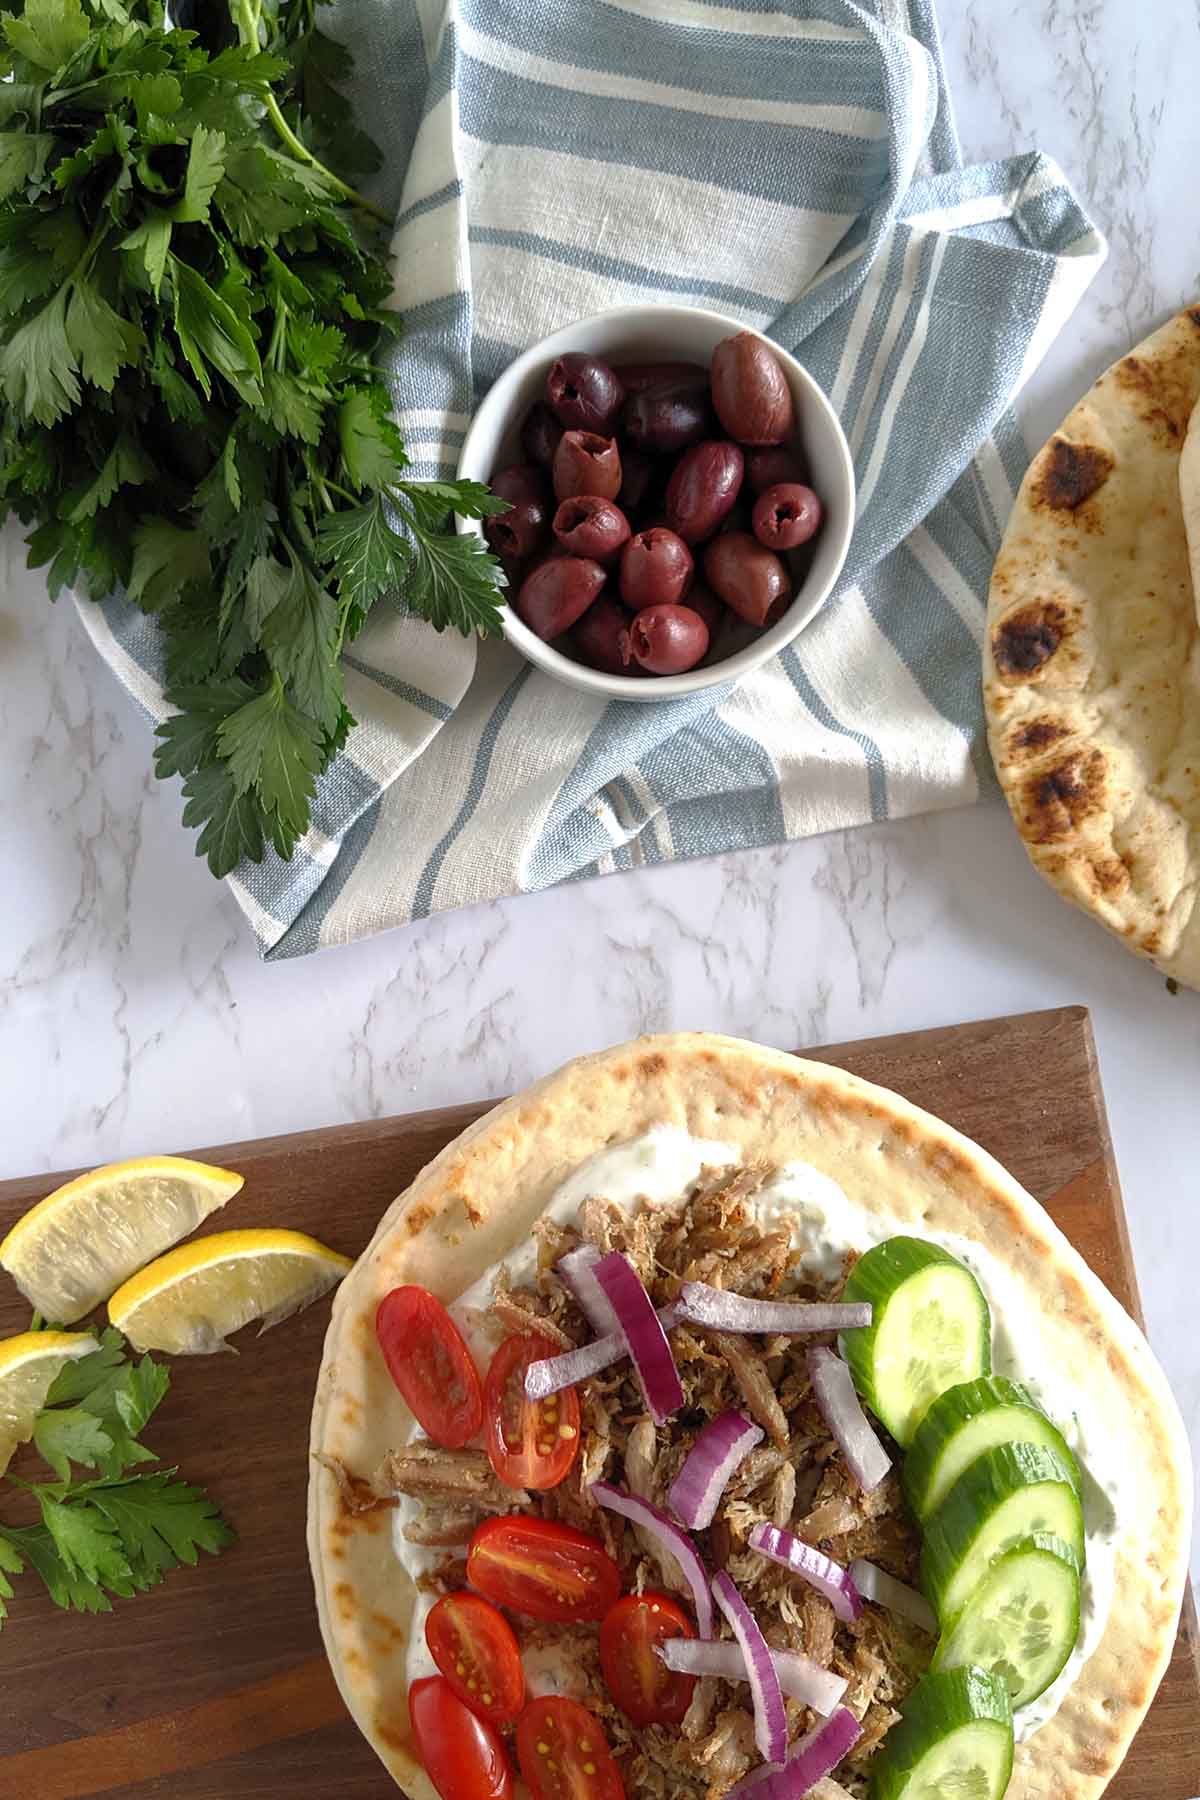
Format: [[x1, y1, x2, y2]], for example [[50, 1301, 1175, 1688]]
[[400, 1507, 477, 1547], [378, 1443, 527, 1512], [359, 1161, 930, 1799], [714, 1330, 792, 1448], [313, 1451, 396, 1516]]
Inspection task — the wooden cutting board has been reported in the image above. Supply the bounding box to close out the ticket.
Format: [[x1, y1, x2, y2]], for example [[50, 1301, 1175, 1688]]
[[0, 1006, 1195, 1800]]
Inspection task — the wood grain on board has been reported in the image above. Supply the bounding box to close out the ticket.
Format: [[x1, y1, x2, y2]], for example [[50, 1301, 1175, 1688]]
[[0, 1006, 1194, 1799]]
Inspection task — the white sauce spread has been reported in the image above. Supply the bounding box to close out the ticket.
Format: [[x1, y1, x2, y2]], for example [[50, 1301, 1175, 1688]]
[[392, 1133, 1120, 1744]]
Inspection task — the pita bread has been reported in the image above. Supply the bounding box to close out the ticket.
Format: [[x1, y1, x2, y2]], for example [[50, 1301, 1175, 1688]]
[[307, 1034, 1190, 1798], [1182, 398, 1200, 605], [984, 304, 1200, 989]]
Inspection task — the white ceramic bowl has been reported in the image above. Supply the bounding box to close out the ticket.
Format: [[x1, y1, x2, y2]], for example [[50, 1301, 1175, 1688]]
[[456, 305, 855, 700]]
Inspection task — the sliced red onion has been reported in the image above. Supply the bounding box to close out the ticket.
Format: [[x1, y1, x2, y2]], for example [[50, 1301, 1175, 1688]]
[[556, 1244, 620, 1335], [849, 1558, 937, 1635], [748, 1523, 863, 1624], [525, 1329, 626, 1398], [590, 1481, 713, 1638], [677, 1282, 872, 1335], [712, 1570, 788, 1767], [669, 1411, 764, 1529], [728, 1708, 862, 1799], [524, 1301, 684, 1401], [592, 1251, 683, 1424], [658, 1636, 848, 1716], [807, 1346, 891, 1493]]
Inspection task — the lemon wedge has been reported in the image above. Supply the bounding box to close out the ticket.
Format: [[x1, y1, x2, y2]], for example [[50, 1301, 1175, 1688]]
[[0, 1156, 244, 1325], [0, 1331, 99, 1475], [108, 1229, 353, 1354]]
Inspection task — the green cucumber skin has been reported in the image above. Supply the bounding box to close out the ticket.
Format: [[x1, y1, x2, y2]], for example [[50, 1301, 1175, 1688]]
[[921, 1444, 1085, 1625], [932, 1532, 1081, 1708], [869, 1666, 1014, 1800], [842, 1237, 992, 1447], [903, 1376, 1080, 1521]]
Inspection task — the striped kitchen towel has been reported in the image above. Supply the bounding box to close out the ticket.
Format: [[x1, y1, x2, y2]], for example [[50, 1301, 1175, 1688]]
[[77, 0, 1105, 956]]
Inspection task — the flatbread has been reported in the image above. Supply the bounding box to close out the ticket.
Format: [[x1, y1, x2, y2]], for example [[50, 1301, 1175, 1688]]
[[1182, 398, 1200, 605], [984, 304, 1200, 988], [307, 1034, 1191, 1799]]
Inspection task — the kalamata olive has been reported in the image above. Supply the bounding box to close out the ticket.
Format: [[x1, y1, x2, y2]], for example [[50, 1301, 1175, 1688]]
[[622, 603, 710, 674], [711, 331, 794, 446], [553, 495, 631, 562], [620, 527, 694, 609], [613, 360, 709, 393], [746, 445, 808, 494], [704, 531, 790, 626], [752, 482, 823, 551], [515, 555, 607, 640], [553, 431, 622, 502], [623, 381, 713, 456], [521, 401, 564, 469], [572, 596, 632, 674], [618, 447, 658, 517], [483, 464, 550, 560], [682, 579, 724, 641], [546, 353, 625, 433], [664, 440, 745, 545]]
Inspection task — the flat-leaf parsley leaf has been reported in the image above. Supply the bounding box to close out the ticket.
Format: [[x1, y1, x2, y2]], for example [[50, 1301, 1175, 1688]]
[[0, 1329, 233, 1626], [0, 0, 506, 878]]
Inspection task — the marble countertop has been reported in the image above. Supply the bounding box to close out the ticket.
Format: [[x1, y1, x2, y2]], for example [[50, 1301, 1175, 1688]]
[[2, 0, 1197, 1595]]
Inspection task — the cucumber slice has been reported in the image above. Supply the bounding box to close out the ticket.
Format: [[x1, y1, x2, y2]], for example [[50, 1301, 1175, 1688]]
[[869, 1666, 1013, 1800], [932, 1532, 1081, 1708], [921, 1444, 1085, 1625], [903, 1376, 1079, 1521], [842, 1238, 991, 1447]]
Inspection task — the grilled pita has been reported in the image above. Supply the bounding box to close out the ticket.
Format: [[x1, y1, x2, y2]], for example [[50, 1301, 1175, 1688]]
[[985, 304, 1200, 987]]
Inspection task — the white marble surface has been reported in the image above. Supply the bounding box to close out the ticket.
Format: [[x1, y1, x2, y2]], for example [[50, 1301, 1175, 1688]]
[[2, 0, 1198, 1601]]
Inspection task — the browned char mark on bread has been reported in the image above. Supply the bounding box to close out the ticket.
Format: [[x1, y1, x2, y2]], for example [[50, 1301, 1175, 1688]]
[[1033, 436, 1114, 511], [991, 599, 1070, 678]]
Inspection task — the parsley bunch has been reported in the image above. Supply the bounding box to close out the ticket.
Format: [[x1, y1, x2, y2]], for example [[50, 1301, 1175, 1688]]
[[0, 1329, 233, 1621], [0, 0, 506, 876]]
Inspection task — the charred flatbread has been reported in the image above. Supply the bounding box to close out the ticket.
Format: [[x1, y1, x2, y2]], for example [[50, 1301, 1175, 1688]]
[[984, 304, 1200, 987]]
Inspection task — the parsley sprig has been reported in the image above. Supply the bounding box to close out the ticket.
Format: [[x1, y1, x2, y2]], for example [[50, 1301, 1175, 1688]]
[[0, 1328, 233, 1622], [0, 0, 507, 876]]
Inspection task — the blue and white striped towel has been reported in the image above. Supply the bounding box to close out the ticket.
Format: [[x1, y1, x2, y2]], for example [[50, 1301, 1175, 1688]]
[[77, 0, 1105, 957]]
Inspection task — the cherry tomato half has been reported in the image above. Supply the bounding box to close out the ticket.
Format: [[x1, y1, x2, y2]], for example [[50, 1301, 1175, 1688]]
[[426, 1590, 526, 1728], [484, 1333, 581, 1491], [517, 1695, 625, 1800], [409, 1674, 513, 1800], [468, 1515, 622, 1622], [599, 1592, 696, 1727], [376, 1285, 482, 1449]]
